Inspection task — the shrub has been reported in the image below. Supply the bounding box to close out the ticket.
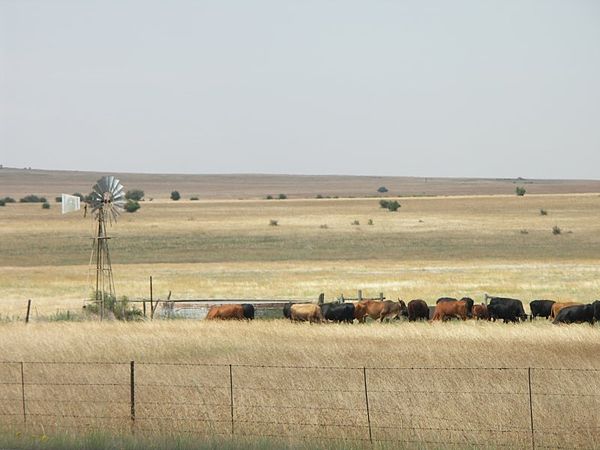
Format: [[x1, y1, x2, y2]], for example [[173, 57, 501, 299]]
[[42, 202, 50, 209], [387, 200, 401, 212], [266, 195, 273, 200], [124, 200, 140, 213], [125, 189, 145, 201], [379, 200, 390, 209], [368, 219, 374, 225], [278, 194, 287, 200], [20, 194, 45, 203], [520, 229, 529, 235], [540, 209, 548, 216], [170, 191, 180, 201], [3, 197, 15, 203], [55, 196, 62, 203], [190, 196, 199, 201], [316, 194, 323, 199], [85, 294, 143, 321], [516, 186, 526, 196], [552, 226, 562, 235], [319, 224, 328, 229], [377, 186, 388, 193], [351, 220, 360, 226], [269, 219, 278, 226], [0, 199, 5, 207]]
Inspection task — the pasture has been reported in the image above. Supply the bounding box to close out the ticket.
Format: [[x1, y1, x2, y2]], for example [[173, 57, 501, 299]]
[[1, 171, 600, 448]]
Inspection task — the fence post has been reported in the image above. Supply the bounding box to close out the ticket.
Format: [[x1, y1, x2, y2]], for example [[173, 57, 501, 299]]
[[379, 292, 384, 301], [362, 367, 373, 443], [528, 367, 535, 449], [358, 290, 362, 301], [229, 364, 234, 436], [130, 361, 135, 432], [25, 300, 31, 324], [20, 362, 26, 426], [149, 277, 153, 320]]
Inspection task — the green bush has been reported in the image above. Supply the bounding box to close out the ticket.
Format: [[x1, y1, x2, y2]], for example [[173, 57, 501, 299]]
[[2, 197, 15, 203], [316, 194, 323, 199], [124, 200, 140, 213], [278, 194, 287, 200], [552, 225, 562, 235], [351, 220, 360, 226], [190, 196, 199, 201], [20, 194, 46, 203], [380, 200, 390, 209], [265, 195, 273, 200], [516, 186, 526, 196], [540, 209, 548, 216], [85, 294, 143, 321], [125, 189, 145, 201], [269, 219, 278, 226], [170, 191, 181, 201], [42, 202, 50, 209], [0, 199, 5, 207], [368, 219, 374, 225], [387, 200, 401, 212], [55, 196, 62, 203]]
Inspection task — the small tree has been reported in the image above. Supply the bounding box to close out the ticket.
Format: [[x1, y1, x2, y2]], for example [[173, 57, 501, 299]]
[[3, 197, 15, 203], [387, 200, 401, 212], [379, 200, 390, 209], [278, 194, 287, 200], [170, 191, 181, 201], [42, 202, 50, 209], [0, 199, 5, 207], [124, 200, 140, 213], [377, 186, 388, 193], [125, 189, 145, 201], [266, 195, 273, 200], [516, 186, 526, 196]]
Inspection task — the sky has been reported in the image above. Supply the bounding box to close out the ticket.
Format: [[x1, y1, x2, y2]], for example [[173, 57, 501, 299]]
[[1, 0, 599, 178]]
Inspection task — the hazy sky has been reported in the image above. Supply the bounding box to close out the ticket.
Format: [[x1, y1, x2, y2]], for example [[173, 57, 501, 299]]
[[1, 1, 599, 178]]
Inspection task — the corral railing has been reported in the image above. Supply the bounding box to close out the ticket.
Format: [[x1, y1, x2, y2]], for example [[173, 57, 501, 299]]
[[0, 362, 598, 449]]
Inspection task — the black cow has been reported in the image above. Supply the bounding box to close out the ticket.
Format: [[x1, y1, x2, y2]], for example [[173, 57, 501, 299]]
[[320, 302, 355, 323], [487, 297, 527, 323], [594, 301, 600, 321], [407, 299, 429, 322], [553, 303, 595, 325], [283, 303, 292, 320], [241, 303, 255, 320], [428, 306, 436, 320], [436, 297, 474, 318], [529, 300, 555, 320]]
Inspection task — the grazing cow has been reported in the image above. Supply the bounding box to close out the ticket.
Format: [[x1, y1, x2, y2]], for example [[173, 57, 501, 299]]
[[407, 299, 429, 322], [553, 304, 595, 325], [206, 304, 245, 320], [472, 303, 489, 320], [486, 297, 527, 323], [529, 300, 555, 320], [354, 300, 407, 323], [436, 297, 474, 318], [428, 306, 436, 320], [283, 302, 292, 319], [594, 301, 600, 321], [432, 299, 468, 321], [241, 303, 255, 320], [290, 303, 323, 323], [550, 302, 582, 320], [320, 302, 355, 323]]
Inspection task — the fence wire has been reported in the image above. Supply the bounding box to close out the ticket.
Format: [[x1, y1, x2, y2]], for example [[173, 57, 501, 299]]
[[0, 361, 598, 449]]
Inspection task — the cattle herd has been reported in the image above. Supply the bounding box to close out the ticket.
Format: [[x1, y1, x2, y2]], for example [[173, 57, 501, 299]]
[[205, 297, 600, 325]]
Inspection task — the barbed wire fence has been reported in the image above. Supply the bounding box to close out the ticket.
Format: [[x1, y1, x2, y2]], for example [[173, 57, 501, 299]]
[[0, 362, 599, 449]]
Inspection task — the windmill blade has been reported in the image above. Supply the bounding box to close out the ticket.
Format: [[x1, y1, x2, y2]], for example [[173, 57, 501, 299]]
[[107, 176, 118, 194]]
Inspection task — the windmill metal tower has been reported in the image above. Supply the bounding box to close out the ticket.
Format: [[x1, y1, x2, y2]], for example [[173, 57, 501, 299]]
[[88, 176, 126, 319]]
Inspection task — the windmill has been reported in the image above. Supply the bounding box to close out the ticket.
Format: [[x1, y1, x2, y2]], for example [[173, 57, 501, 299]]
[[88, 176, 126, 319]]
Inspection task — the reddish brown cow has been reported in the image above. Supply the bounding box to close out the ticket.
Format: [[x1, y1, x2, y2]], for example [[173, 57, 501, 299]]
[[472, 303, 489, 320], [550, 302, 582, 320], [206, 304, 245, 320], [432, 299, 468, 321], [354, 300, 407, 323]]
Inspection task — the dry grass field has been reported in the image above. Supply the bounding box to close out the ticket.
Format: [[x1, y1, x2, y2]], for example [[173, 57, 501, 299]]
[[1, 170, 600, 448]]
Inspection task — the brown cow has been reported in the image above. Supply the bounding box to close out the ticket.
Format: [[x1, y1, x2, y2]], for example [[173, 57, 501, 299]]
[[290, 303, 323, 323], [432, 299, 468, 321], [472, 303, 489, 320], [206, 304, 245, 320], [550, 302, 583, 320], [354, 300, 407, 323]]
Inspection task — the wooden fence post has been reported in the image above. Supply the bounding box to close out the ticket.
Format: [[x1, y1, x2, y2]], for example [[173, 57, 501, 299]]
[[149, 277, 153, 319], [379, 292, 384, 301], [229, 364, 235, 436], [130, 361, 136, 431], [20, 362, 26, 425], [528, 367, 535, 449], [363, 367, 373, 443], [358, 290, 362, 301], [25, 300, 31, 324]]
